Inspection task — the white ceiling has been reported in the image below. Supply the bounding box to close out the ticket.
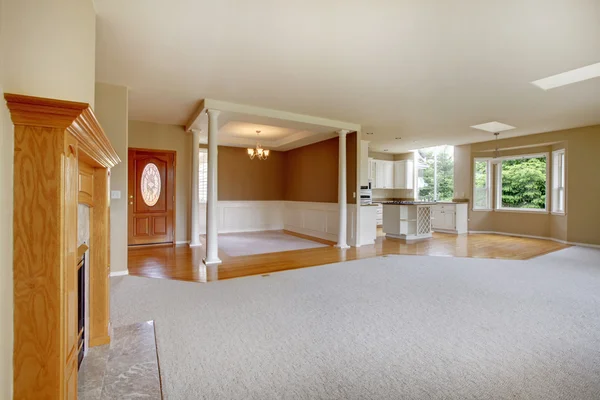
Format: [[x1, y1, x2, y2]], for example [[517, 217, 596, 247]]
[[95, 0, 600, 153]]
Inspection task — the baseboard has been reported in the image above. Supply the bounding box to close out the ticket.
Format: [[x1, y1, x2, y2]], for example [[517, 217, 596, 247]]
[[176, 240, 190, 245], [109, 270, 129, 277], [468, 231, 600, 248]]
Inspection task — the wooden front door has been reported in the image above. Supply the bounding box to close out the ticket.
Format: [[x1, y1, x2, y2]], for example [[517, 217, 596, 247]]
[[128, 148, 176, 245]]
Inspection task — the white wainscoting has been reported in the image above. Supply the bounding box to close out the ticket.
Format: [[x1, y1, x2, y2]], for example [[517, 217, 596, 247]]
[[196, 200, 358, 246], [199, 201, 285, 234], [283, 201, 357, 246]]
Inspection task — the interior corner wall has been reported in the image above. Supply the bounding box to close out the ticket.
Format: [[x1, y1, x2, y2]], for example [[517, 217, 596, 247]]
[[96, 83, 129, 273], [128, 120, 191, 243], [455, 125, 600, 245], [285, 133, 357, 204]]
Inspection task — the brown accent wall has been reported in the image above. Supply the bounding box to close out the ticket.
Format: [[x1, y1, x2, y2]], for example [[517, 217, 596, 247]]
[[454, 124, 600, 245], [218, 146, 286, 201], [284, 132, 357, 203]]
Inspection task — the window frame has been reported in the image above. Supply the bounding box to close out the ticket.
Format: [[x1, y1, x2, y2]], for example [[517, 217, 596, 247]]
[[472, 157, 492, 211], [494, 152, 549, 214], [551, 149, 566, 215]]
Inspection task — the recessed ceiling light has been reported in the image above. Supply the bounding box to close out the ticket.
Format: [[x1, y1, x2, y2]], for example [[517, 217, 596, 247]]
[[383, 149, 389, 152], [470, 121, 516, 133], [531, 62, 600, 90], [395, 137, 401, 140], [366, 132, 374, 135]]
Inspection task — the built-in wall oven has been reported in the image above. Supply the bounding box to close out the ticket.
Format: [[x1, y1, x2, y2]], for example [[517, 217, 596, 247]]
[[360, 182, 372, 205]]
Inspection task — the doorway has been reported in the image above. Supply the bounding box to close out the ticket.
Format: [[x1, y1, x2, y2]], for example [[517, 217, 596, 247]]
[[128, 148, 176, 246]]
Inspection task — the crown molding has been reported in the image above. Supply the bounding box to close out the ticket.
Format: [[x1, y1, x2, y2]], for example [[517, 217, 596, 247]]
[[5, 93, 121, 168]]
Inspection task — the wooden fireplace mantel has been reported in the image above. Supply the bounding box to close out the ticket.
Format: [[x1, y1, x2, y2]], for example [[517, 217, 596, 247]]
[[6, 93, 120, 400]]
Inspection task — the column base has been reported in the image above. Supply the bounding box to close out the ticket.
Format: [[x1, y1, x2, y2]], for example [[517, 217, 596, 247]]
[[189, 242, 202, 248], [335, 244, 351, 249], [202, 257, 222, 267]]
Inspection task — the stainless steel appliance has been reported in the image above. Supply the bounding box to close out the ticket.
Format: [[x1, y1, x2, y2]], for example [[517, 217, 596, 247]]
[[360, 184, 372, 205]]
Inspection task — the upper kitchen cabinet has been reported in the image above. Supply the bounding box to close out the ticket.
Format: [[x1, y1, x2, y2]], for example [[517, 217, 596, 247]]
[[373, 159, 394, 189], [393, 160, 414, 189]]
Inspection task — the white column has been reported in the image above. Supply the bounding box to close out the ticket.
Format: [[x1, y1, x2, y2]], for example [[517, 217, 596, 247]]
[[190, 129, 201, 247], [336, 129, 350, 249], [203, 109, 222, 266]]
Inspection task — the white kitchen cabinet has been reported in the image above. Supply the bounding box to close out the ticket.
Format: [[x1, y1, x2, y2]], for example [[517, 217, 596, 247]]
[[368, 158, 375, 183], [431, 203, 468, 234], [393, 160, 414, 189], [382, 161, 394, 189], [375, 203, 383, 225]]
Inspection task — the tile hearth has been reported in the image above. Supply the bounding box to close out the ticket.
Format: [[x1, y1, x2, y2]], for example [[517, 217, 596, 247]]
[[78, 320, 162, 399]]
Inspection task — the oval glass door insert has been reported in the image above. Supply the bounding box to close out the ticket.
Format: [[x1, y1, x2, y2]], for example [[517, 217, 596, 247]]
[[141, 163, 161, 206]]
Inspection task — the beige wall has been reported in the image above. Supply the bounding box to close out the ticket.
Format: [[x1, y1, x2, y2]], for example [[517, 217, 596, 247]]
[[1, 0, 96, 106], [0, 1, 97, 396], [455, 125, 600, 245], [129, 120, 192, 243], [0, 5, 14, 394], [453, 144, 471, 200], [95, 83, 129, 273]]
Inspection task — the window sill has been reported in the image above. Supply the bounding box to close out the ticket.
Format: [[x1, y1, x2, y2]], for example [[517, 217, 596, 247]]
[[495, 208, 549, 214]]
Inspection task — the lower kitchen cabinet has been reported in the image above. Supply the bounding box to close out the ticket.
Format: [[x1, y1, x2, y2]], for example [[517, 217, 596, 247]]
[[431, 203, 468, 234]]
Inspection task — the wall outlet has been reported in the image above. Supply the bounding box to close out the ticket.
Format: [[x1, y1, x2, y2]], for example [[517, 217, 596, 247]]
[[111, 190, 121, 199]]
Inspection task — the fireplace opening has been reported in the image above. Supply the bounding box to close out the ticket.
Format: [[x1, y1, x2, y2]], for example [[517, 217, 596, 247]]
[[77, 244, 88, 368]]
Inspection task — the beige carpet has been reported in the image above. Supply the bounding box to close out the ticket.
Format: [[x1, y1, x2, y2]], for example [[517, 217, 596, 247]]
[[110, 247, 600, 400]]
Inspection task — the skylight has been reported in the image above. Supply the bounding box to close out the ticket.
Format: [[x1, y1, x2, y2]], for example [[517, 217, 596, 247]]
[[470, 122, 516, 133], [531, 62, 600, 90]]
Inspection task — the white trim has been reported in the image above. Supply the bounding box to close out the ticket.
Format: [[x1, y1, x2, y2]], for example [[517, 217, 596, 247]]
[[472, 208, 492, 212], [550, 212, 566, 216], [110, 270, 129, 277], [176, 240, 190, 245], [473, 157, 492, 211], [468, 231, 600, 249], [495, 208, 549, 214]]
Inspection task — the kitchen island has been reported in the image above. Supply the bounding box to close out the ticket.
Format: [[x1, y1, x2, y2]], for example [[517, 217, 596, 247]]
[[382, 201, 435, 241]]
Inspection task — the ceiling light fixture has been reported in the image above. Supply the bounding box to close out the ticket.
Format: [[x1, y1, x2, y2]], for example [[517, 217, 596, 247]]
[[493, 132, 501, 160], [531, 62, 600, 90], [247, 131, 269, 161]]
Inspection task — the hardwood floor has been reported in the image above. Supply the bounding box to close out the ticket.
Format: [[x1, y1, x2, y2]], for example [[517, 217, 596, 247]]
[[127, 230, 570, 283]]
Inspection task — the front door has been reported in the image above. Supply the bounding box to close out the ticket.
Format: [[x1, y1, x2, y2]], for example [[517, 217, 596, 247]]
[[128, 148, 175, 245]]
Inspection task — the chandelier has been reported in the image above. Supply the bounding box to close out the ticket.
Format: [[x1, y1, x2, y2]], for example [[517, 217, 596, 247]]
[[247, 130, 270, 160]]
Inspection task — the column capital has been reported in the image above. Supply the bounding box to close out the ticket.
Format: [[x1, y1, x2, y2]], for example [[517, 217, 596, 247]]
[[189, 128, 202, 136], [206, 109, 221, 118], [337, 129, 350, 136]]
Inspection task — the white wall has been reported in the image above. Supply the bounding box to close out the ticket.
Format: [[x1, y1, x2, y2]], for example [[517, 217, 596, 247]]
[[0, 2, 97, 394], [95, 83, 129, 274], [284, 201, 357, 245]]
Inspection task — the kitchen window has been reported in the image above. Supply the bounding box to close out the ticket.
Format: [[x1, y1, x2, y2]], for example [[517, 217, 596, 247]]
[[551, 149, 565, 214], [473, 158, 492, 210], [198, 148, 208, 203], [495, 153, 548, 212]]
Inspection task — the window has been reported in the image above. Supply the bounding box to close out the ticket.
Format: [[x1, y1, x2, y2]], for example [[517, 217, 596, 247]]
[[552, 149, 565, 214], [496, 153, 548, 212], [473, 158, 492, 210], [198, 149, 208, 203], [141, 163, 161, 206], [417, 145, 454, 201]]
